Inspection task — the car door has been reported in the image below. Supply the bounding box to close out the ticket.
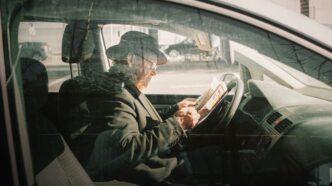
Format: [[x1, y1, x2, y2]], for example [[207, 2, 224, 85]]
[[0, 11, 17, 185], [2, 0, 332, 185]]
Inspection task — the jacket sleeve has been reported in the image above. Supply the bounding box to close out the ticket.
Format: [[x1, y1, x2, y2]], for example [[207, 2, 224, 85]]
[[158, 104, 179, 120], [102, 92, 185, 163]]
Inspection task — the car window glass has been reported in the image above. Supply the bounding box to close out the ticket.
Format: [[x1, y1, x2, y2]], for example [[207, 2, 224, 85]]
[[19, 1, 332, 94], [97, 4, 332, 96], [11, 1, 332, 185], [18, 22, 78, 92], [102, 24, 230, 95], [193, 10, 332, 89], [266, 34, 332, 87]]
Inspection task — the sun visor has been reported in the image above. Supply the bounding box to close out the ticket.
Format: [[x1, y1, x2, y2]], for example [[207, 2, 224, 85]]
[[61, 22, 96, 63]]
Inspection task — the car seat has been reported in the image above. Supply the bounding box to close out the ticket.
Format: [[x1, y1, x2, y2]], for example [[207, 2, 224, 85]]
[[21, 57, 94, 185], [57, 21, 106, 167]]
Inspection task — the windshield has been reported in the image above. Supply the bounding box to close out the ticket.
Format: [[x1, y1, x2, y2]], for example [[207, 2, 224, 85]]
[[266, 55, 332, 89]]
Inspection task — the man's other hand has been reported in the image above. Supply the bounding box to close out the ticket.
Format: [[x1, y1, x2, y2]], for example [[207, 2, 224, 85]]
[[175, 107, 200, 129]]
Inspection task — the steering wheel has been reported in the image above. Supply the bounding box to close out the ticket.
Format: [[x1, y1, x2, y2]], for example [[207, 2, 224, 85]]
[[192, 74, 244, 133]]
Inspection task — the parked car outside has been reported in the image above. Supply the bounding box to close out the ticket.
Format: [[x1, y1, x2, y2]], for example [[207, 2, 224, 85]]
[[163, 38, 205, 56], [161, 38, 222, 62], [19, 42, 50, 61]]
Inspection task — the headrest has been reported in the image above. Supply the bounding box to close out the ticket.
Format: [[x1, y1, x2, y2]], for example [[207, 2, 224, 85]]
[[61, 21, 96, 64], [21, 58, 48, 110]]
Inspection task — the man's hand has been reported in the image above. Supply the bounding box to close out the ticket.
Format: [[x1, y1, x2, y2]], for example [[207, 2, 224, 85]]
[[177, 98, 196, 110], [175, 107, 200, 129], [198, 108, 209, 120]]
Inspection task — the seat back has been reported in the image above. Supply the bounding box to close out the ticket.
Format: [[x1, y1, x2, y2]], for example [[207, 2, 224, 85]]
[[58, 21, 95, 139], [35, 137, 94, 186], [58, 22, 104, 166], [21, 57, 94, 185], [57, 78, 91, 140]]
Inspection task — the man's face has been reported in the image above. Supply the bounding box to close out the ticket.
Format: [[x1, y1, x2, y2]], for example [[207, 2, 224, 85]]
[[131, 52, 158, 90]]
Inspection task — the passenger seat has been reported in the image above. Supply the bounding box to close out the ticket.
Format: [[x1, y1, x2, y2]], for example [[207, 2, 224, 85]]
[[57, 22, 105, 166], [21, 57, 94, 185]]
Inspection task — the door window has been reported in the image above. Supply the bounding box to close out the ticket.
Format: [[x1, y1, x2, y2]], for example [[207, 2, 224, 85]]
[[102, 24, 231, 95], [18, 22, 78, 92]]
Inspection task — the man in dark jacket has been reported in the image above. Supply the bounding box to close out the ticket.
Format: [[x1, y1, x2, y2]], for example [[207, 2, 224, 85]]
[[86, 31, 200, 185]]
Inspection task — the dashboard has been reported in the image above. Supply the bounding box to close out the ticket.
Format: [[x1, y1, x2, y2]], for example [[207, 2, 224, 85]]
[[232, 80, 332, 179]]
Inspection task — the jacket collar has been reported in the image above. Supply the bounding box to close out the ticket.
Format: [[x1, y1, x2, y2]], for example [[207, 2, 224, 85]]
[[125, 83, 162, 121]]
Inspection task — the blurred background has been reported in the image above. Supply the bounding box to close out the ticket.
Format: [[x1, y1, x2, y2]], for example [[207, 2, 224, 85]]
[[270, 0, 332, 28]]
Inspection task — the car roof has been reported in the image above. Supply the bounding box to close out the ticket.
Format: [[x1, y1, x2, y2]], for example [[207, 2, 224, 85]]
[[205, 0, 332, 50]]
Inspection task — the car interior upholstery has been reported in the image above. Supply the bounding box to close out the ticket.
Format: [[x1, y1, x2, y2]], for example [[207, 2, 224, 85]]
[[20, 57, 94, 186]]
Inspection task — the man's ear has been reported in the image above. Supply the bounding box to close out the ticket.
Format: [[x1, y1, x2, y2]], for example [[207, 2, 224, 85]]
[[127, 53, 134, 67]]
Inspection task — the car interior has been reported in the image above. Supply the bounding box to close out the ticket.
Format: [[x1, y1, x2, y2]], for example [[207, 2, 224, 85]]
[[3, 0, 332, 185]]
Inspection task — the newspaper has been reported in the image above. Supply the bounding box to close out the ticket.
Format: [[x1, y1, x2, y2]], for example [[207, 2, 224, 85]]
[[196, 77, 228, 119]]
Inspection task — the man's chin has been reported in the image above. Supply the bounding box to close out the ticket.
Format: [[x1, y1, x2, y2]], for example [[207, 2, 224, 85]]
[[136, 79, 150, 91], [137, 83, 148, 91]]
